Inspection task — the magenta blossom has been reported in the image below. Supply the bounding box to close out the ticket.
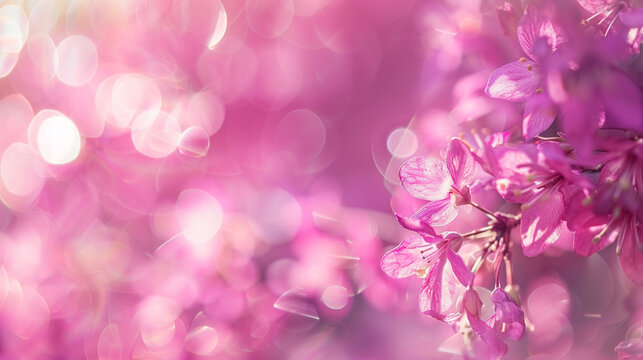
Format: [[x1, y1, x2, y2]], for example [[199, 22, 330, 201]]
[[487, 287, 525, 341], [493, 141, 591, 256], [381, 220, 473, 320], [578, 0, 643, 32], [454, 288, 509, 359], [567, 135, 643, 284], [485, 5, 563, 140], [399, 137, 476, 226]]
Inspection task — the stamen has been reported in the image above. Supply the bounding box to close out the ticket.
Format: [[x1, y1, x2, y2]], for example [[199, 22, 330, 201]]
[[460, 226, 495, 239], [592, 224, 611, 244], [583, 5, 612, 24], [615, 225, 626, 256], [597, 7, 617, 26], [634, 220, 642, 251], [604, 14, 620, 36], [615, 215, 633, 256]]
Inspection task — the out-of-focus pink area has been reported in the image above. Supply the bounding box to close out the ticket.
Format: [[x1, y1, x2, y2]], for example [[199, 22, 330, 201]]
[[0, 0, 638, 359]]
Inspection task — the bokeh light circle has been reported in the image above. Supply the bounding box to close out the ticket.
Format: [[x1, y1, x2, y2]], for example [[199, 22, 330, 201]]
[[0, 14, 24, 53], [185, 326, 218, 355], [37, 114, 82, 165], [0, 143, 45, 197], [178, 126, 210, 158], [56, 35, 98, 86], [175, 189, 223, 244], [246, 0, 294, 38], [321, 285, 349, 310], [110, 74, 162, 129], [131, 110, 181, 158], [275, 109, 326, 162], [387, 128, 418, 158]]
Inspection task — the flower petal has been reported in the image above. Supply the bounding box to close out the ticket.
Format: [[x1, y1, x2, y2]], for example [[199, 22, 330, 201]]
[[485, 60, 540, 102], [559, 97, 602, 158], [601, 70, 643, 131], [565, 191, 608, 230], [412, 197, 459, 227], [573, 225, 616, 256], [497, 2, 520, 37], [491, 288, 525, 341], [523, 94, 556, 140], [517, 5, 560, 58], [419, 254, 455, 319], [493, 144, 538, 176], [618, 219, 643, 285], [615, 337, 643, 358], [381, 235, 438, 278], [399, 157, 453, 201], [468, 314, 509, 357], [446, 138, 476, 190], [576, 0, 610, 14], [395, 214, 438, 237], [619, 8, 643, 27], [446, 248, 473, 287], [520, 189, 565, 256]]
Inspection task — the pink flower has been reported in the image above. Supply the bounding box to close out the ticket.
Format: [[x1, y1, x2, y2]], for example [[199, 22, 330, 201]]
[[578, 0, 643, 32], [455, 288, 509, 359], [487, 287, 525, 341], [567, 136, 643, 284], [381, 221, 473, 320], [494, 141, 591, 256], [485, 5, 563, 140], [399, 137, 476, 226]]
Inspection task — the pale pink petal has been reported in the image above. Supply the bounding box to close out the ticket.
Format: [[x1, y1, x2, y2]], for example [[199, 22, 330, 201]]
[[520, 189, 565, 256], [395, 214, 438, 237], [619, 8, 643, 27], [446, 138, 476, 189], [446, 248, 473, 287], [485, 60, 541, 102], [381, 235, 437, 278], [419, 254, 455, 320], [618, 220, 643, 285], [399, 157, 453, 201], [517, 5, 561, 58], [497, 2, 520, 37], [462, 288, 483, 318], [523, 94, 556, 140], [412, 197, 459, 227], [576, 0, 610, 13]]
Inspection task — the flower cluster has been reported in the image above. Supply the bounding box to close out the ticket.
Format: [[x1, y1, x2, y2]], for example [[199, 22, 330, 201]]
[[383, 1, 643, 358]]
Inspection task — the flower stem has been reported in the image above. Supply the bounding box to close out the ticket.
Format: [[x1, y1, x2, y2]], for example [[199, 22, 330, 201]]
[[468, 200, 497, 220], [460, 225, 494, 239]]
